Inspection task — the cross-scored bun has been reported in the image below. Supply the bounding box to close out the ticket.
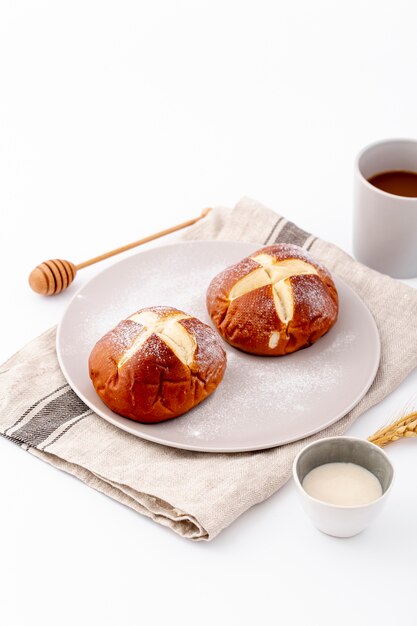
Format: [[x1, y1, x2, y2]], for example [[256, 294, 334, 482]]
[[89, 306, 227, 423], [207, 244, 338, 356]]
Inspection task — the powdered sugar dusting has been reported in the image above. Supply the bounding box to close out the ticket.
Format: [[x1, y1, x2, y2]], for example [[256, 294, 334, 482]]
[[174, 333, 350, 441], [59, 241, 379, 451]]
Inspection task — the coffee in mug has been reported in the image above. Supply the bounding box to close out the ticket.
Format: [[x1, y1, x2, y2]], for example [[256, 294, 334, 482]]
[[367, 170, 417, 197]]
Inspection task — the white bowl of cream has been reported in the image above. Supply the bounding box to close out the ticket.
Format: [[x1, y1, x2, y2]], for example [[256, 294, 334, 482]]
[[292, 436, 394, 537]]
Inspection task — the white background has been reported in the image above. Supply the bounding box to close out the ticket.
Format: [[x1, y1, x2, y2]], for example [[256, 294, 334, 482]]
[[1, 1, 417, 625]]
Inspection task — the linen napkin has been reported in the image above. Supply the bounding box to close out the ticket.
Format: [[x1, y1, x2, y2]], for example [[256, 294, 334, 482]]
[[2, 197, 417, 541]]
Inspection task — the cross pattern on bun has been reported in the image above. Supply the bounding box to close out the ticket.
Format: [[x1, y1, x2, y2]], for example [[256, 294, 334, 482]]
[[206, 243, 338, 355], [89, 306, 227, 423]]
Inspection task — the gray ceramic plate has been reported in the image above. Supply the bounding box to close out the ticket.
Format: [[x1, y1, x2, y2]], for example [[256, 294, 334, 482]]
[[56, 241, 380, 453]]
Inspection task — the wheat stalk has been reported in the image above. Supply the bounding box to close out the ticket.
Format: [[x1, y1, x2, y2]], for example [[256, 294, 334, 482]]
[[368, 411, 417, 447]]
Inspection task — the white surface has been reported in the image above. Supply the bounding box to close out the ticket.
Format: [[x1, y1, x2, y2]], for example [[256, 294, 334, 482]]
[[1, 2, 417, 625], [58, 240, 380, 451]]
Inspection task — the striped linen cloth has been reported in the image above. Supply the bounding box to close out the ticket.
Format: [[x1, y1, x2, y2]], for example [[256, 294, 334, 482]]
[[1, 197, 417, 541]]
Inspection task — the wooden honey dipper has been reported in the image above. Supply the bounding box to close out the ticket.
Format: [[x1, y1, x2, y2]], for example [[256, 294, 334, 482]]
[[29, 208, 212, 296]]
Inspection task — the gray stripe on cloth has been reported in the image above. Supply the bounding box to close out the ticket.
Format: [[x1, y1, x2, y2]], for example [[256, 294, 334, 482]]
[[1, 431, 27, 448], [306, 236, 318, 251], [274, 220, 311, 247], [41, 412, 92, 451], [3, 383, 69, 436], [11, 389, 89, 447], [263, 217, 284, 244]]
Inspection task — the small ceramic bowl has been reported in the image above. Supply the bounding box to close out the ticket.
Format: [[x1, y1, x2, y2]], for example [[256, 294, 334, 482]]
[[292, 436, 394, 537]]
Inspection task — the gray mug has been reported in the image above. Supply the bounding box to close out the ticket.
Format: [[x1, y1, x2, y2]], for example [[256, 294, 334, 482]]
[[353, 138, 417, 278]]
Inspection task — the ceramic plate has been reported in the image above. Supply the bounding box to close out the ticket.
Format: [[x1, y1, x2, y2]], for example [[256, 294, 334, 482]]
[[56, 241, 380, 453]]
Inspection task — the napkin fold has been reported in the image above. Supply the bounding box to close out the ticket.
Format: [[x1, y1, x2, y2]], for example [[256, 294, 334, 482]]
[[2, 197, 417, 541]]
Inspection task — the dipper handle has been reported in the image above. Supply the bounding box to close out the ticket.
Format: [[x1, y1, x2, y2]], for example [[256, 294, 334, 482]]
[[29, 208, 212, 295]]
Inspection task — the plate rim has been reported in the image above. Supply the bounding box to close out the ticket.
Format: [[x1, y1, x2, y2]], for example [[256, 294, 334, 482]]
[[56, 240, 381, 453]]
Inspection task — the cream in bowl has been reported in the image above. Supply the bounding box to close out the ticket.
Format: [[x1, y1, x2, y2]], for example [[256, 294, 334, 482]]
[[292, 436, 394, 537], [302, 462, 382, 506]]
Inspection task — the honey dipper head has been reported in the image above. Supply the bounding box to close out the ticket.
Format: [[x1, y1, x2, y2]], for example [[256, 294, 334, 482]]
[[29, 259, 77, 295]]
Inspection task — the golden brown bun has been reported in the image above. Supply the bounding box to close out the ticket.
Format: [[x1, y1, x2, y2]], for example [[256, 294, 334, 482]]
[[206, 243, 338, 355], [89, 306, 227, 423]]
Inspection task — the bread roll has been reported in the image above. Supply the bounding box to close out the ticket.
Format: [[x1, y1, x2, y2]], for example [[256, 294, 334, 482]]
[[89, 306, 226, 423], [206, 243, 338, 355]]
